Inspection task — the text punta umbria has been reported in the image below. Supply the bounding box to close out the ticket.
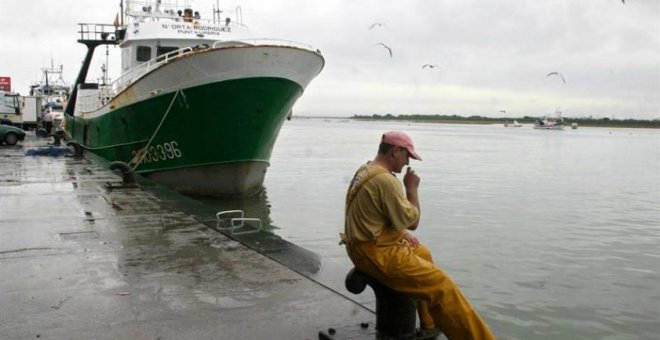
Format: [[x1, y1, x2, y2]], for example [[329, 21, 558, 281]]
[[161, 24, 231, 35]]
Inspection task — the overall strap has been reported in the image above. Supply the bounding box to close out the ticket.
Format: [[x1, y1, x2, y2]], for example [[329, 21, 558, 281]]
[[341, 166, 389, 244], [345, 166, 389, 209]]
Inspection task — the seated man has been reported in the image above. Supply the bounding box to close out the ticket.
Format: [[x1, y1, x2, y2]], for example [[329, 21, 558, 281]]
[[341, 131, 495, 340]]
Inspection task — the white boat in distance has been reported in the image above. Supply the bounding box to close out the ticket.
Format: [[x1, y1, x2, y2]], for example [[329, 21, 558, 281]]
[[504, 120, 522, 127]]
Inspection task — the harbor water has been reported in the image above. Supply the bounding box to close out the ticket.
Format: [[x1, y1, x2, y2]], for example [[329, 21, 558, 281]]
[[204, 118, 659, 339]]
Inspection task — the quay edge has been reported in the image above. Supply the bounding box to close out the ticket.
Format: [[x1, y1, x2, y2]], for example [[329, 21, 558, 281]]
[[0, 134, 374, 339]]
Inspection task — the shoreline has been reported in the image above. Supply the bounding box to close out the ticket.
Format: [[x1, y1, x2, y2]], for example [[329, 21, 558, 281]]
[[296, 116, 660, 129], [355, 118, 660, 129]]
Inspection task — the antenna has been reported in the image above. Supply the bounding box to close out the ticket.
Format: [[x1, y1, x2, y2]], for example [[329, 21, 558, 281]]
[[45, 59, 51, 88], [235, 6, 242, 25], [214, 0, 222, 24], [104, 44, 110, 85]]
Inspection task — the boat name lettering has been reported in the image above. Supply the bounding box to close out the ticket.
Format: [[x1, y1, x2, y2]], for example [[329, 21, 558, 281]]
[[132, 141, 182, 164], [161, 24, 230, 36]]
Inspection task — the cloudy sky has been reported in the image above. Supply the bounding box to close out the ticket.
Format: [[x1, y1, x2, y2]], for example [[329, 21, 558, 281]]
[[1, 0, 658, 119]]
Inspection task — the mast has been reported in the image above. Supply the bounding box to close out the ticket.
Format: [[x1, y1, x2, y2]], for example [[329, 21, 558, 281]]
[[45, 69, 49, 90], [104, 44, 110, 85], [64, 24, 119, 116], [214, 0, 221, 24]]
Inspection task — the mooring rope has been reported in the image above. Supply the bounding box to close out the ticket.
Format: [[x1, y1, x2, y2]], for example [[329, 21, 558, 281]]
[[127, 88, 182, 171], [127, 59, 194, 171]]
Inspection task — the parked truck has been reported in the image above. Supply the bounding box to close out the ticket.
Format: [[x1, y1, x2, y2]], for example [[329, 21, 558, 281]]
[[0, 91, 41, 129]]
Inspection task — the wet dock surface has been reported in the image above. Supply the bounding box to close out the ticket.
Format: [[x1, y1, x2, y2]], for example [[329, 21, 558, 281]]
[[0, 133, 375, 339]]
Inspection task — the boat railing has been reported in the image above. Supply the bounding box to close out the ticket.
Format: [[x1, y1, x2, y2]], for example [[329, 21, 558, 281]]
[[76, 39, 318, 113], [75, 46, 192, 113], [212, 38, 317, 52], [116, 39, 316, 90], [111, 46, 194, 95], [125, 0, 246, 27], [76, 84, 124, 113], [76, 92, 100, 113], [77, 23, 120, 44]]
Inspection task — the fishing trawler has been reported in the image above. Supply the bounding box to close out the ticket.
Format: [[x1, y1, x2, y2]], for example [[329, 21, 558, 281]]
[[63, 0, 325, 196], [534, 110, 565, 130], [30, 61, 71, 130]]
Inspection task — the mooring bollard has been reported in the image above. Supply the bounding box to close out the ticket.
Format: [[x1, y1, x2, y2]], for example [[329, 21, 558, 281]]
[[67, 142, 83, 158], [345, 268, 417, 338], [109, 161, 137, 187], [49, 133, 62, 146]]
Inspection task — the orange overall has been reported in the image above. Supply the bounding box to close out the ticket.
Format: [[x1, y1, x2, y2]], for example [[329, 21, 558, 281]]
[[343, 164, 495, 340]]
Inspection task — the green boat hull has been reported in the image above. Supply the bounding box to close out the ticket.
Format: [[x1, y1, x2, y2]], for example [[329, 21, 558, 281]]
[[64, 77, 301, 196]]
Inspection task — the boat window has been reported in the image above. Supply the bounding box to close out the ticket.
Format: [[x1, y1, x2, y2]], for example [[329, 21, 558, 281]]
[[122, 49, 130, 70], [136, 46, 152, 62], [156, 46, 179, 62]]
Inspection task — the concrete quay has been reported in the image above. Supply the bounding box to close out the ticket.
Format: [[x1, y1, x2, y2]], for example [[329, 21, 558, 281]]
[[0, 133, 375, 339]]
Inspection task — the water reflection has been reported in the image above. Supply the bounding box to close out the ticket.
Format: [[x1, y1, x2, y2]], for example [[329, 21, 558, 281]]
[[63, 167, 324, 311], [65, 147, 323, 280], [181, 188, 323, 277], [193, 190, 276, 232]]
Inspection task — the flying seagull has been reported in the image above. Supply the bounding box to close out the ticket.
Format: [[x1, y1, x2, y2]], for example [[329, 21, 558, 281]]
[[376, 43, 393, 58], [546, 71, 566, 84], [499, 110, 506, 114], [369, 22, 387, 29], [422, 64, 439, 69]]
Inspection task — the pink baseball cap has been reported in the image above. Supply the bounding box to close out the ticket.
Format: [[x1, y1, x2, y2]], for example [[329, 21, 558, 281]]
[[381, 131, 422, 161]]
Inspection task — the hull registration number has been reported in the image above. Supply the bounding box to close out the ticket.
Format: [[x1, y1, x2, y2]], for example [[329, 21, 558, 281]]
[[132, 141, 182, 164]]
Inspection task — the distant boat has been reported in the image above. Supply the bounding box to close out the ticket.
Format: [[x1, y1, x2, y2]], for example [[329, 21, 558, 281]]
[[534, 110, 565, 130], [504, 120, 522, 127], [571, 122, 578, 129], [30, 60, 71, 128]]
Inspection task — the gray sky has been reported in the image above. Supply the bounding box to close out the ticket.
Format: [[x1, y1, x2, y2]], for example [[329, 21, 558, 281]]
[[1, 0, 658, 119]]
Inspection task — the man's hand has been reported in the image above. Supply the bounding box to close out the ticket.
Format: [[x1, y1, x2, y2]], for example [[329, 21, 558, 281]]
[[403, 167, 420, 190], [403, 167, 421, 230], [403, 232, 420, 248]]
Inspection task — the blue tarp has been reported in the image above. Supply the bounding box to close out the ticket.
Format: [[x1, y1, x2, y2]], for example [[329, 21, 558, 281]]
[[25, 147, 73, 157]]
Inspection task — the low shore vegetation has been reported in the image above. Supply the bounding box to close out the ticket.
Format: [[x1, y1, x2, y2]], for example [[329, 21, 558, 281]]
[[351, 114, 660, 129]]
